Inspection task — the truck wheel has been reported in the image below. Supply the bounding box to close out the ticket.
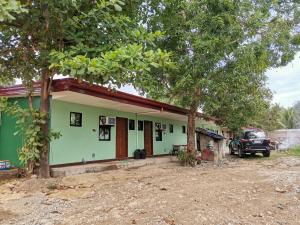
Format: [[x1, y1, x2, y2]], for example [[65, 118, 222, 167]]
[[238, 148, 245, 158], [251, 152, 256, 157], [263, 151, 270, 157]]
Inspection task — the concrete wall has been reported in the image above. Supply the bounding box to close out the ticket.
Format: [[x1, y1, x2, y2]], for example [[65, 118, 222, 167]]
[[0, 96, 222, 167], [199, 134, 224, 152], [269, 129, 300, 150], [0, 97, 40, 167], [221, 130, 231, 155], [50, 100, 221, 165]]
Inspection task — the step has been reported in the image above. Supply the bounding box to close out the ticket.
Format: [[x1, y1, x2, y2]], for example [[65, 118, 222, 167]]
[[51, 156, 178, 177]]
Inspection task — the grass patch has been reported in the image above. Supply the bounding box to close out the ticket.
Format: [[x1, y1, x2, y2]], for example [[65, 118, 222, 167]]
[[287, 146, 300, 156], [46, 182, 59, 190], [267, 146, 300, 160]]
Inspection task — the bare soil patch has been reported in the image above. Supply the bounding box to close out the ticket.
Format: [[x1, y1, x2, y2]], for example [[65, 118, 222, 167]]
[[1, 155, 300, 225], [0, 209, 16, 222]]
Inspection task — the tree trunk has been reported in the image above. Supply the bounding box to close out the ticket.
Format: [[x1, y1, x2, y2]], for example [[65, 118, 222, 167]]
[[186, 88, 201, 155], [186, 103, 197, 155], [37, 70, 50, 178]]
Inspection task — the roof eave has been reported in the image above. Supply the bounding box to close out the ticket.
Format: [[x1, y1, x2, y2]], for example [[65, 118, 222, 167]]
[[52, 78, 189, 116], [0, 83, 41, 97], [0, 78, 218, 122]]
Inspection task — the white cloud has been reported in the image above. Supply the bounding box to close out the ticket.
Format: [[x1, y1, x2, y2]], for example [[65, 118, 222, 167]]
[[266, 52, 300, 107]]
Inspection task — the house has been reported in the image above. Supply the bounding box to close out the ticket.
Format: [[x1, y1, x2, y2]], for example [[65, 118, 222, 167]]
[[0, 78, 224, 167]]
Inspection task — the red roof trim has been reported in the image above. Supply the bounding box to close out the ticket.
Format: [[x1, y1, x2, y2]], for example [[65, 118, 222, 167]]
[[0, 78, 217, 121], [52, 78, 189, 116], [0, 83, 41, 97]]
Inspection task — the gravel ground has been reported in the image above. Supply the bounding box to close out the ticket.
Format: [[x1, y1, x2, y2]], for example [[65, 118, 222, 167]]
[[1, 155, 300, 225]]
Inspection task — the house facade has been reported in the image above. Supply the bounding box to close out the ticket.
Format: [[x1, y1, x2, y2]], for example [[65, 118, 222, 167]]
[[0, 79, 223, 167]]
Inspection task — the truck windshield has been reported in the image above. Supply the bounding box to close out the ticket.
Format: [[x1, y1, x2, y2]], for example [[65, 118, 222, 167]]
[[245, 131, 266, 139]]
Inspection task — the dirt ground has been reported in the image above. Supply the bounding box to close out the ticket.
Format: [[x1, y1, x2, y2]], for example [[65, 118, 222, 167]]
[[1, 155, 300, 225]]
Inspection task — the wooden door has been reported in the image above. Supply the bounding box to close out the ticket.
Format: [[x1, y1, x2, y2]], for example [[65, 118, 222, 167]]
[[144, 121, 153, 156], [116, 117, 128, 160]]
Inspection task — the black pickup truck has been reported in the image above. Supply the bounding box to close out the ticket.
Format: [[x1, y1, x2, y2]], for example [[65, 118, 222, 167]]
[[229, 130, 270, 158]]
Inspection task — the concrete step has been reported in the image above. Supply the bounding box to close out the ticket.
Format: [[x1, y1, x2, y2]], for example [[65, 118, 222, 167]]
[[51, 156, 178, 177], [0, 168, 19, 179]]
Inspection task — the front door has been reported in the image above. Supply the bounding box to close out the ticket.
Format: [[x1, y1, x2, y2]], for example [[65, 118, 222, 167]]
[[116, 117, 128, 160], [144, 121, 153, 157]]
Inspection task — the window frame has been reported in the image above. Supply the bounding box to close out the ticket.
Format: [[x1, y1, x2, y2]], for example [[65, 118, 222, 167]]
[[169, 124, 173, 133], [155, 122, 161, 130], [155, 122, 163, 141], [129, 119, 135, 130], [138, 120, 144, 131], [70, 112, 82, 127], [99, 125, 111, 141], [155, 130, 163, 141]]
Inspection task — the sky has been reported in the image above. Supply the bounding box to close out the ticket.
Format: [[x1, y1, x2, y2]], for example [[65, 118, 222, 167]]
[[265, 52, 300, 108]]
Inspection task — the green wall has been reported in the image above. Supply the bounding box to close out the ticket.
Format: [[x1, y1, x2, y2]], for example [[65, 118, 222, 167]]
[[50, 100, 221, 165], [0, 97, 40, 167], [0, 96, 222, 167]]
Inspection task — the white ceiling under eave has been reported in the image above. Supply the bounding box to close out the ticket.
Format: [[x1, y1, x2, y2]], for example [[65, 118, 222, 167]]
[[51, 91, 189, 122]]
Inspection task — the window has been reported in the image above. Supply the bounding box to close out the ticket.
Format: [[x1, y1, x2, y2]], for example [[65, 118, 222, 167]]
[[244, 131, 266, 139], [138, 120, 144, 131], [99, 116, 111, 141], [156, 130, 162, 141], [99, 125, 111, 141], [155, 122, 161, 130], [169, 124, 173, 133], [70, 112, 82, 127], [129, 119, 135, 130], [182, 126, 186, 133], [155, 122, 162, 141]]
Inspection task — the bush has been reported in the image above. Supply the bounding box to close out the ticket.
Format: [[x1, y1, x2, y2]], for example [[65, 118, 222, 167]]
[[177, 150, 196, 166]]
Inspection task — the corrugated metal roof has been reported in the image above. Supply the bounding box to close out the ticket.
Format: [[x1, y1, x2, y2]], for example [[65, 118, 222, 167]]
[[195, 128, 224, 140]]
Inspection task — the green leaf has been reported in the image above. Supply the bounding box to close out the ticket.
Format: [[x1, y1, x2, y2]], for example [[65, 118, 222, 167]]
[[114, 4, 122, 12]]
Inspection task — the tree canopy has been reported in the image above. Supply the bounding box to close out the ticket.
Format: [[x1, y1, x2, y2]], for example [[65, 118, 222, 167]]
[[0, 0, 173, 86], [250, 102, 300, 131], [0, 0, 173, 177], [0, 0, 27, 22], [293, 101, 300, 128], [131, 0, 300, 149]]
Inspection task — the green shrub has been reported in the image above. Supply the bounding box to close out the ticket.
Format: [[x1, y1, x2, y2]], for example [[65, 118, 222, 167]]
[[177, 150, 196, 166]]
